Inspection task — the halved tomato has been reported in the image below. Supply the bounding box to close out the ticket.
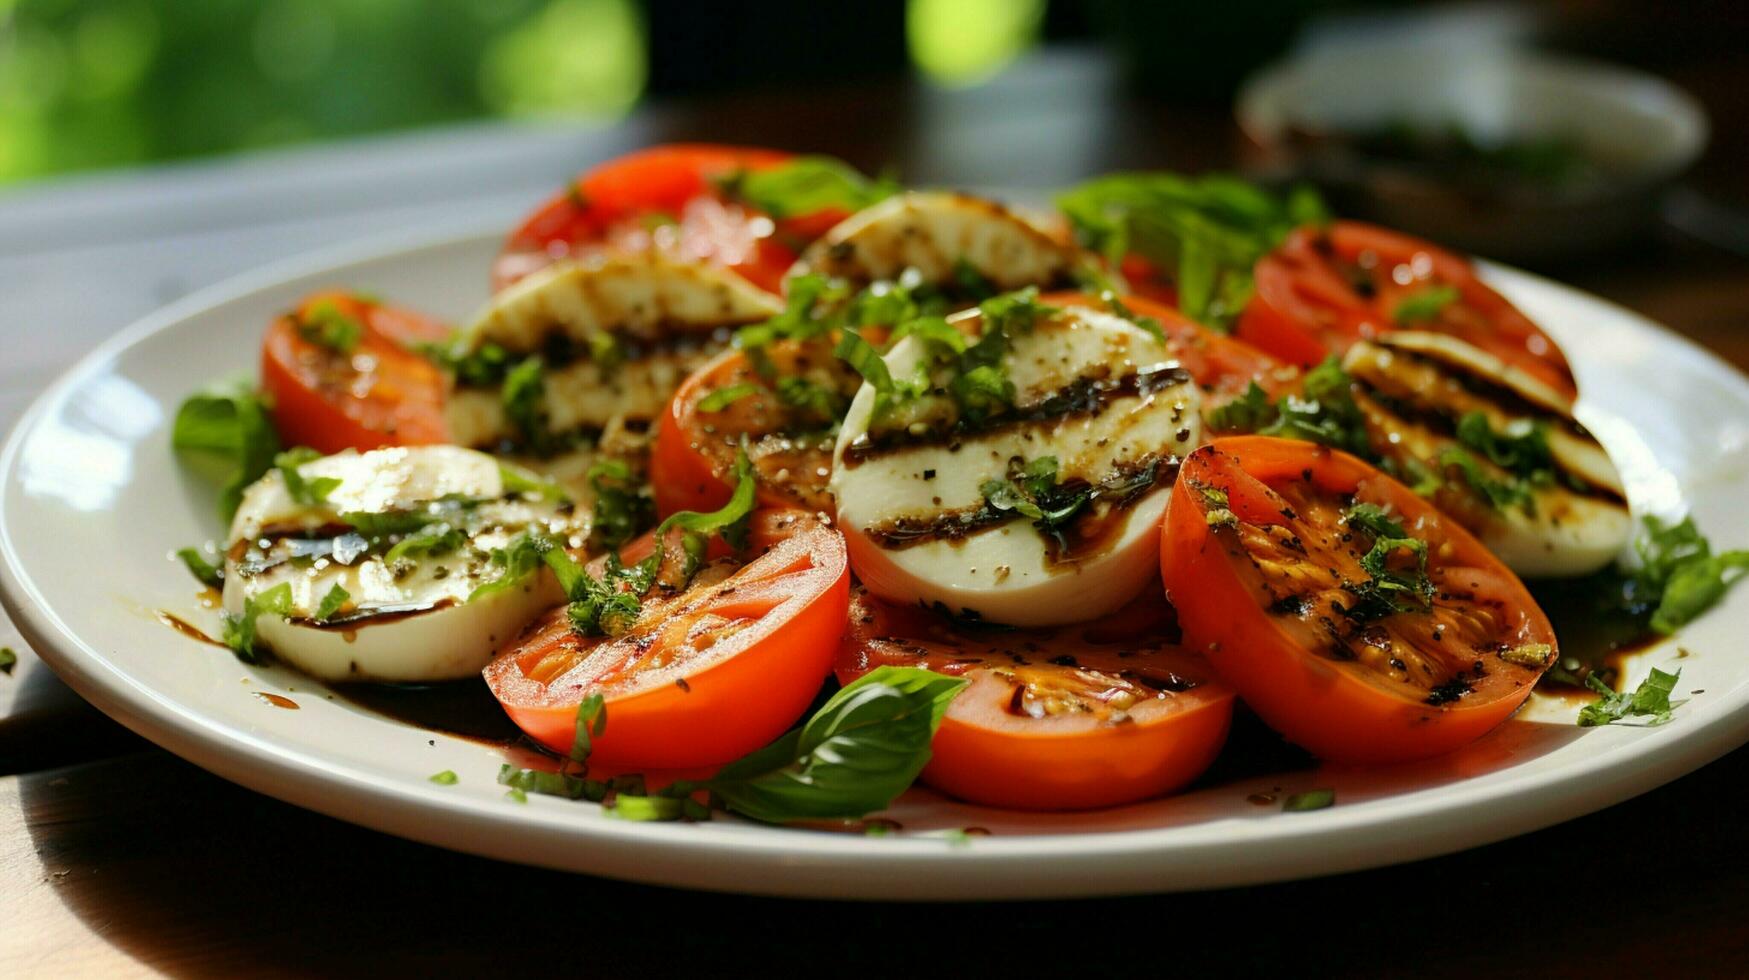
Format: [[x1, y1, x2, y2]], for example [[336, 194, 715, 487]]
[[1160, 436, 1557, 764], [836, 587, 1235, 810], [484, 510, 849, 768], [652, 335, 869, 517], [1236, 221, 1577, 401], [1038, 291, 1296, 400], [492, 143, 853, 295], [260, 291, 450, 454]]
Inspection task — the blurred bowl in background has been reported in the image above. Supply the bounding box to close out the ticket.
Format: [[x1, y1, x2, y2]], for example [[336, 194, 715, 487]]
[[1236, 48, 1708, 262]]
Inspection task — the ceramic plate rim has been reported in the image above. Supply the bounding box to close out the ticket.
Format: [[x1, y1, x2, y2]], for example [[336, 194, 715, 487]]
[[4, 217, 1747, 900]]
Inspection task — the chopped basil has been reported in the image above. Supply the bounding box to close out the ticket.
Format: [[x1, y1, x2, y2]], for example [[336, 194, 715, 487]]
[[298, 300, 363, 354], [737, 273, 849, 360], [171, 376, 283, 521], [652, 449, 758, 555], [274, 447, 341, 506], [425, 340, 512, 387], [498, 462, 568, 502], [951, 257, 995, 300], [1342, 503, 1433, 620], [1392, 285, 1461, 325], [502, 356, 552, 453], [774, 376, 847, 429], [698, 382, 762, 413], [0, 647, 15, 675], [570, 693, 607, 764], [606, 795, 687, 821], [587, 458, 654, 551], [1578, 667, 1682, 727], [1438, 446, 1535, 513], [1100, 290, 1167, 341], [1632, 516, 1749, 634], [505, 788, 528, 804], [1282, 788, 1335, 812], [467, 530, 554, 601], [1056, 172, 1326, 330], [981, 455, 1089, 543], [428, 770, 459, 785], [1200, 485, 1238, 529], [221, 582, 293, 664], [314, 583, 350, 622], [176, 547, 224, 588], [716, 155, 897, 219], [1207, 359, 1369, 456], [497, 764, 604, 801]]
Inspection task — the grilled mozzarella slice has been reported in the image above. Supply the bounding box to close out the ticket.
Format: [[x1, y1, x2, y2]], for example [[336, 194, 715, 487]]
[[444, 253, 783, 453], [1342, 331, 1631, 576], [793, 191, 1082, 292], [831, 306, 1201, 627], [223, 446, 586, 682]]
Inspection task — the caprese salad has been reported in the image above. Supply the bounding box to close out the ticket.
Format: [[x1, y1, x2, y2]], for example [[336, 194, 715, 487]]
[[168, 144, 1748, 826]]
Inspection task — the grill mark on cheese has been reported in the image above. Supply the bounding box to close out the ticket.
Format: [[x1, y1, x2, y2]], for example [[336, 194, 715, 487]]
[[840, 364, 1193, 467], [862, 454, 1178, 564], [452, 326, 735, 390]]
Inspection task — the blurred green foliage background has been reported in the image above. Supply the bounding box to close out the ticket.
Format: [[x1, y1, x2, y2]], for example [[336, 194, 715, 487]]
[[0, 0, 1051, 185]]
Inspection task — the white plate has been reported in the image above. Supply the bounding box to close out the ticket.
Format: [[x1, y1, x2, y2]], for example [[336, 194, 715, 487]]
[[3, 222, 1747, 900]]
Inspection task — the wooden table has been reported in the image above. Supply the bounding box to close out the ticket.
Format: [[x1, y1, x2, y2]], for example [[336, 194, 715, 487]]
[[3, 47, 1747, 977]]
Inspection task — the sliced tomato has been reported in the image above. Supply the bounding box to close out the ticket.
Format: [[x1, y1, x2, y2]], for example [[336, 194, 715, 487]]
[[492, 143, 853, 295], [1160, 436, 1557, 764], [1039, 291, 1295, 400], [260, 291, 449, 454], [652, 335, 868, 517], [484, 510, 849, 768], [1236, 221, 1576, 401], [836, 587, 1234, 810]]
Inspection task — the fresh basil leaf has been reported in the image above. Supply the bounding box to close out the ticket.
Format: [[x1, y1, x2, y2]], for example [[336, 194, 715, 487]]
[[221, 582, 293, 664], [835, 329, 894, 394], [654, 450, 757, 548], [705, 666, 968, 824], [314, 583, 350, 622], [1207, 381, 1275, 432], [588, 458, 654, 551], [890, 316, 968, 355], [1439, 446, 1535, 513], [1578, 667, 1682, 727], [172, 376, 283, 521], [176, 547, 224, 588], [1454, 412, 1554, 479]]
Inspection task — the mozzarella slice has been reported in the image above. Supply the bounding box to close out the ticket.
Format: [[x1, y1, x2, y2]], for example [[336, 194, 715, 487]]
[[445, 253, 782, 451], [223, 446, 586, 682], [831, 306, 1201, 627], [794, 192, 1082, 292], [1342, 331, 1632, 576]]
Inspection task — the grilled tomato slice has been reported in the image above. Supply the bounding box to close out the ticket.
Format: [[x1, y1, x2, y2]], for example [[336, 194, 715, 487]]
[[836, 587, 1234, 810], [1160, 436, 1557, 764]]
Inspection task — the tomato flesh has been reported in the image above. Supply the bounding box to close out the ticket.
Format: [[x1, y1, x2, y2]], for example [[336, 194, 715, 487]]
[[492, 143, 850, 295], [484, 510, 849, 768], [836, 588, 1234, 810], [653, 337, 865, 517], [1160, 436, 1555, 764], [260, 291, 449, 454], [1237, 221, 1576, 401]]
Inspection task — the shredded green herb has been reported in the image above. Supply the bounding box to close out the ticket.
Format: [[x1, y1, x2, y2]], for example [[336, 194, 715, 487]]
[[176, 547, 224, 588], [1631, 516, 1749, 634], [297, 300, 364, 354], [587, 458, 655, 551], [1056, 172, 1326, 330], [1392, 285, 1461, 325], [428, 770, 459, 785], [1578, 667, 1682, 727], [716, 155, 897, 219], [314, 583, 350, 622], [697, 382, 762, 412], [221, 582, 293, 664], [1206, 358, 1370, 456], [274, 447, 342, 506], [1342, 503, 1433, 621]]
